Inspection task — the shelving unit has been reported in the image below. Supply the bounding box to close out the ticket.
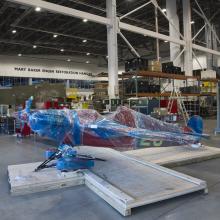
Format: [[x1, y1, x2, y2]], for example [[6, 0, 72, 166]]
[[121, 71, 199, 98], [122, 71, 198, 80], [92, 82, 108, 112], [126, 92, 201, 97], [121, 71, 200, 98], [200, 79, 218, 117], [121, 70, 218, 117]]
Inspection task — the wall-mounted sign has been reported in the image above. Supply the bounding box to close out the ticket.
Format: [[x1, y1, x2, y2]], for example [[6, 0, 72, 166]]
[[0, 55, 108, 81], [14, 67, 93, 77]]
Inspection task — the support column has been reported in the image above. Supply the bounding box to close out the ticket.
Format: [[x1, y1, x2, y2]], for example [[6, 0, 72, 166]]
[[106, 0, 119, 99], [205, 25, 212, 69], [166, 0, 181, 67], [66, 79, 70, 89], [212, 25, 218, 67], [183, 0, 193, 76], [28, 78, 32, 86], [155, 7, 160, 61]]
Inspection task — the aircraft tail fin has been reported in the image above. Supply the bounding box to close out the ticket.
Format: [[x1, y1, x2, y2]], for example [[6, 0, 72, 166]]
[[187, 115, 203, 135]]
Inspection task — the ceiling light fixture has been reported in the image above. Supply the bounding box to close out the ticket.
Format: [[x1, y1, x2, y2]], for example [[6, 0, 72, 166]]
[[164, 40, 168, 43], [18, 54, 22, 57], [86, 52, 90, 56], [33, 45, 37, 49], [35, 7, 41, 12], [191, 21, 195, 24], [67, 59, 71, 62], [83, 18, 88, 22], [82, 39, 87, 43], [53, 34, 58, 38], [162, 8, 166, 13], [12, 30, 17, 34], [86, 61, 90, 64], [60, 49, 64, 52]]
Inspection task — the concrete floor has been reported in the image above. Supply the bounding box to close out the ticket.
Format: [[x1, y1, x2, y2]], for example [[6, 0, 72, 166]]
[[0, 119, 220, 220]]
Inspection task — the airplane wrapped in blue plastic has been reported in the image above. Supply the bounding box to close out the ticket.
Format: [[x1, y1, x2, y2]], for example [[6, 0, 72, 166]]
[[18, 97, 206, 171]]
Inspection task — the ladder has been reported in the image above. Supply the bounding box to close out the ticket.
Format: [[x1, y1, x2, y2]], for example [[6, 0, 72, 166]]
[[167, 88, 189, 125]]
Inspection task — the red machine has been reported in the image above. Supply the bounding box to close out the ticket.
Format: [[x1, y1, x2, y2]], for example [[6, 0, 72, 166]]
[[160, 99, 178, 114]]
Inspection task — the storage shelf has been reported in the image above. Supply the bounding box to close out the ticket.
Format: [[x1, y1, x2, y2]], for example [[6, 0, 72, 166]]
[[126, 92, 202, 97], [200, 78, 219, 82], [200, 92, 216, 96], [122, 71, 199, 80]]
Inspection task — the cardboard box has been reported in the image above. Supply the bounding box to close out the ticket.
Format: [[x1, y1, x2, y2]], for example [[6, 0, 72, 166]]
[[148, 65, 162, 72], [201, 70, 216, 79]]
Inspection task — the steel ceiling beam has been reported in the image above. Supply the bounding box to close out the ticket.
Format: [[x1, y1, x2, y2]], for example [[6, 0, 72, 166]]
[[192, 44, 220, 56], [119, 31, 140, 57], [193, 8, 220, 45], [151, 0, 184, 40], [192, 9, 220, 41], [0, 38, 106, 57], [6, 0, 220, 57], [120, 1, 152, 20], [119, 22, 186, 46], [68, 0, 169, 33], [12, 25, 128, 48], [7, 0, 111, 26], [7, 0, 185, 46]]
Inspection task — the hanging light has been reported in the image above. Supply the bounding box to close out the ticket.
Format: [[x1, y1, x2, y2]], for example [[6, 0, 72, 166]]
[[35, 7, 41, 12]]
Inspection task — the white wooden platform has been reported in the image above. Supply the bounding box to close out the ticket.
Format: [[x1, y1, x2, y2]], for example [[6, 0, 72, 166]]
[[8, 146, 208, 216], [8, 162, 84, 195], [124, 145, 220, 167]]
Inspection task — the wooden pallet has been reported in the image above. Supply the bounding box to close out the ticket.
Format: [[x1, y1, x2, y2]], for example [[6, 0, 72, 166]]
[[8, 162, 84, 196], [8, 147, 208, 216], [80, 147, 207, 216]]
